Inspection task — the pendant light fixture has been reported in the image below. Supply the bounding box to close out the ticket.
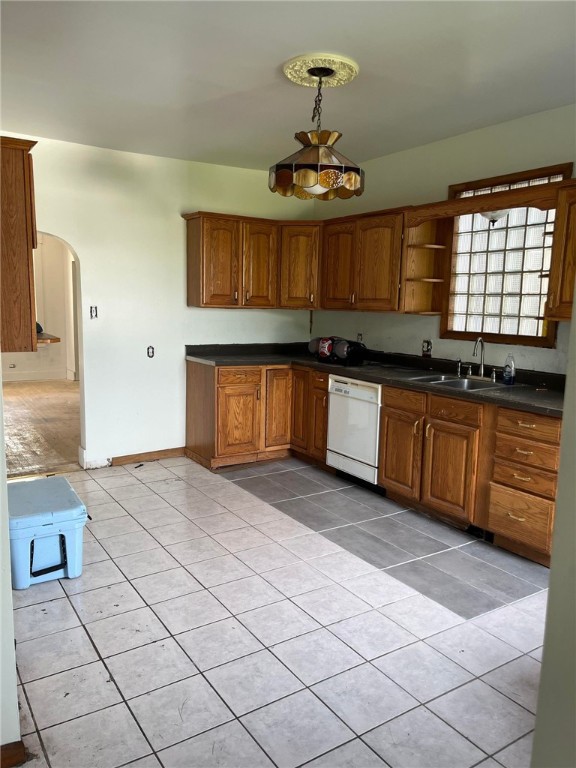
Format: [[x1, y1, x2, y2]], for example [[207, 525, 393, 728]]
[[269, 54, 364, 201]]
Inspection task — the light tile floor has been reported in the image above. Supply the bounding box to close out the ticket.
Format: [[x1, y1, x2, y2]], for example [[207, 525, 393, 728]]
[[12, 456, 548, 768]]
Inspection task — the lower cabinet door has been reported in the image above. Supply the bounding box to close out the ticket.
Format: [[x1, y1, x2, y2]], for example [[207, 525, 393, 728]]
[[265, 368, 292, 447], [217, 384, 261, 456], [308, 387, 328, 460], [291, 369, 309, 451], [421, 419, 478, 522], [378, 408, 423, 501]]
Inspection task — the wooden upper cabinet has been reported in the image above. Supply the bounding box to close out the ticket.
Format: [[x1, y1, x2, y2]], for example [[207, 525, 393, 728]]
[[242, 220, 278, 308], [186, 214, 241, 307], [321, 221, 356, 309], [354, 214, 403, 311], [321, 214, 403, 311], [1, 136, 38, 352], [547, 186, 576, 320], [279, 224, 320, 308]]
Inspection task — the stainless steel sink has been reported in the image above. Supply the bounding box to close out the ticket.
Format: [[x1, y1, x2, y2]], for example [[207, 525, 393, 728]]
[[432, 378, 504, 391], [409, 374, 459, 383]]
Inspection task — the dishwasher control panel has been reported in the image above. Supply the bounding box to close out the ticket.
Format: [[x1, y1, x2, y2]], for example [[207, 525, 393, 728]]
[[328, 375, 382, 404]]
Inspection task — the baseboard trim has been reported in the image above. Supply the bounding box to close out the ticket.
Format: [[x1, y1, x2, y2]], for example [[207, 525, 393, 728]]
[[112, 447, 185, 466], [1, 741, 26, 768]]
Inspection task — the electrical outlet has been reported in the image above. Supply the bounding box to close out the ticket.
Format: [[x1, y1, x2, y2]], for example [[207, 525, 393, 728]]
[[147, 346, 155, 358], [90, 306, 98, 319], [357, 333, 363, 343]]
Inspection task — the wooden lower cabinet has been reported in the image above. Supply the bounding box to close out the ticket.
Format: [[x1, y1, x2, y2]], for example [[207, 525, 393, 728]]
[[265, 368, 292, 447], [290, 367, 309, 451], [308, 372, 329, 461], [421, 419, 479, 522], [378, 388, 425, 501], [379, 387, 483, 526], [185, 362, 291, 468], [216, 383, 261, 456], [487, 407, 561, 560]]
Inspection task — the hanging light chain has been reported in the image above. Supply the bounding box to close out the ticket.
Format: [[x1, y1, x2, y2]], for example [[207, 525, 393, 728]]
[[311, 76, 323, 132]]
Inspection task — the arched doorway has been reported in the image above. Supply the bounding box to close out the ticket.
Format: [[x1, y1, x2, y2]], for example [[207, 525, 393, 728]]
[[1, 233, 84, 477]]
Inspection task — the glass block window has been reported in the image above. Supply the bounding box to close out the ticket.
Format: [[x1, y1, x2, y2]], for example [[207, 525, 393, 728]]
[[447, 171, 562, 338]]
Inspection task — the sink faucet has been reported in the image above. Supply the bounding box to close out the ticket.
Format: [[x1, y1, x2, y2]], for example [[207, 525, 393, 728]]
[[473, 337, 485, 378]]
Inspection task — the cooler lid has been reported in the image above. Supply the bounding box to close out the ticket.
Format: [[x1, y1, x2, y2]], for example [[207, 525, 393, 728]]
[[8, 476, 87, 530]]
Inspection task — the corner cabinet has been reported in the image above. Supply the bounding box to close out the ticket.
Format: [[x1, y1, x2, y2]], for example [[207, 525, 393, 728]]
[[546, 186, 576, 321], [279, 224, 320, 308], [185, 213, 278, 308], [1, 136, 38, 352], [321, 213, 403, 310], [185, 361, 292, 469]]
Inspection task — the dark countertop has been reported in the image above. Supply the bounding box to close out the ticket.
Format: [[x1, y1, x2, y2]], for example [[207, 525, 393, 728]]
[[185, 344, 564, 417]]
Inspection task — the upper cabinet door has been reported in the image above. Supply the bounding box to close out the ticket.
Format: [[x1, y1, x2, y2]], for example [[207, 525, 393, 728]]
[[279, 225, 320, 309], [321, 221, 355, 309], [195, 216, 241, 307], [354, 214, 403, 311], [1, 137, 38, 352], [242, 221, 278, 308], [547, 187, 576, 321]]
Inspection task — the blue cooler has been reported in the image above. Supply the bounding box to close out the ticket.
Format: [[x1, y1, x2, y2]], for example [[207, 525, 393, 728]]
[[8, 476, 87, 590]]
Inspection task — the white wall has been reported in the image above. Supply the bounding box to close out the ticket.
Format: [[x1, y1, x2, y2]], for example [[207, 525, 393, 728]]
[[312, 311, 571, 374], [26, 140, 312, 466], [531, 290, 576, 767], [0, 383, 20, 747], [2, 234, 75, 382]]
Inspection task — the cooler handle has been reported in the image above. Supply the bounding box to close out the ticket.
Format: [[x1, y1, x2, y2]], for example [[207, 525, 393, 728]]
[[30, 535, 68, 578]]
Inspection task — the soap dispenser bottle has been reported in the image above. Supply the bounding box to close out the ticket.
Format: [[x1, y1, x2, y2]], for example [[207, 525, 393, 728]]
[[503, 354, 516, 385]]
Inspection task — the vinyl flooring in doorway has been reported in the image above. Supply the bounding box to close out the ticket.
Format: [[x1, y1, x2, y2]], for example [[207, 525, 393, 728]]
[[3, 379, 80, 477]]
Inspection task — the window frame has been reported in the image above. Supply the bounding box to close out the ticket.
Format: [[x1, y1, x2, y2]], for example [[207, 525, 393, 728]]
[[439, 163, 573, 349]]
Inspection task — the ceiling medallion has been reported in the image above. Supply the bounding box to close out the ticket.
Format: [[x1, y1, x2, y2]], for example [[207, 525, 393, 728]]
[[269, 53, 364, 201]]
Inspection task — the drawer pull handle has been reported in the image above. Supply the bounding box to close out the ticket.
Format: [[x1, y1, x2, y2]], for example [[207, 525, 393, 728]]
[[515, 448, 534, 456], [517, 421, 536, 428], [513, 473, 532, 482], [507, 512, 526, 522]]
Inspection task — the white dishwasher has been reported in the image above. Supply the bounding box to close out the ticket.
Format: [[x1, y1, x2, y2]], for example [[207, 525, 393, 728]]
[[326, 374, 382, 484]]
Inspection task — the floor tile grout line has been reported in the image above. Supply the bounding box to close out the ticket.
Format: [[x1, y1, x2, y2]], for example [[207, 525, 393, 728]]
[[15, 459, 545, 766]]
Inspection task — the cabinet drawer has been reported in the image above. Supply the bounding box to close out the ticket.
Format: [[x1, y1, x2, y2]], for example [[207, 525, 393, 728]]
[[217, 367, 262, 385], [310, 371, 329, 390], [497, 408, 561, 444], [495, 434, 560, 471], [384, 387, 426, 414], [428, 395, 482, 427], [488, 483, 554, 552], [492, 459, 558, 500]]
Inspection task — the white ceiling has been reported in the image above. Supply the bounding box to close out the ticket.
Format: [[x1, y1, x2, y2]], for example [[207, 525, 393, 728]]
[[1, 1, 574, 170]]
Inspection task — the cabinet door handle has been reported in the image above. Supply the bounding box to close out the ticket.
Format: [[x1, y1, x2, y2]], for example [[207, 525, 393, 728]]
[[413, 421, 419, 436], [233, 290, 238, 302], [310, 293, 314, 304], [517, 421, 536, 429], [245, 291, 250, 302], [513, 473, 532, 482], [515, 448, 534, 456], [256, 387, 261, 400], [323, 395, 327, 407], [351, 292, 356, 304], [507, 512, 526, 522], [425, 423, 432, 438]]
